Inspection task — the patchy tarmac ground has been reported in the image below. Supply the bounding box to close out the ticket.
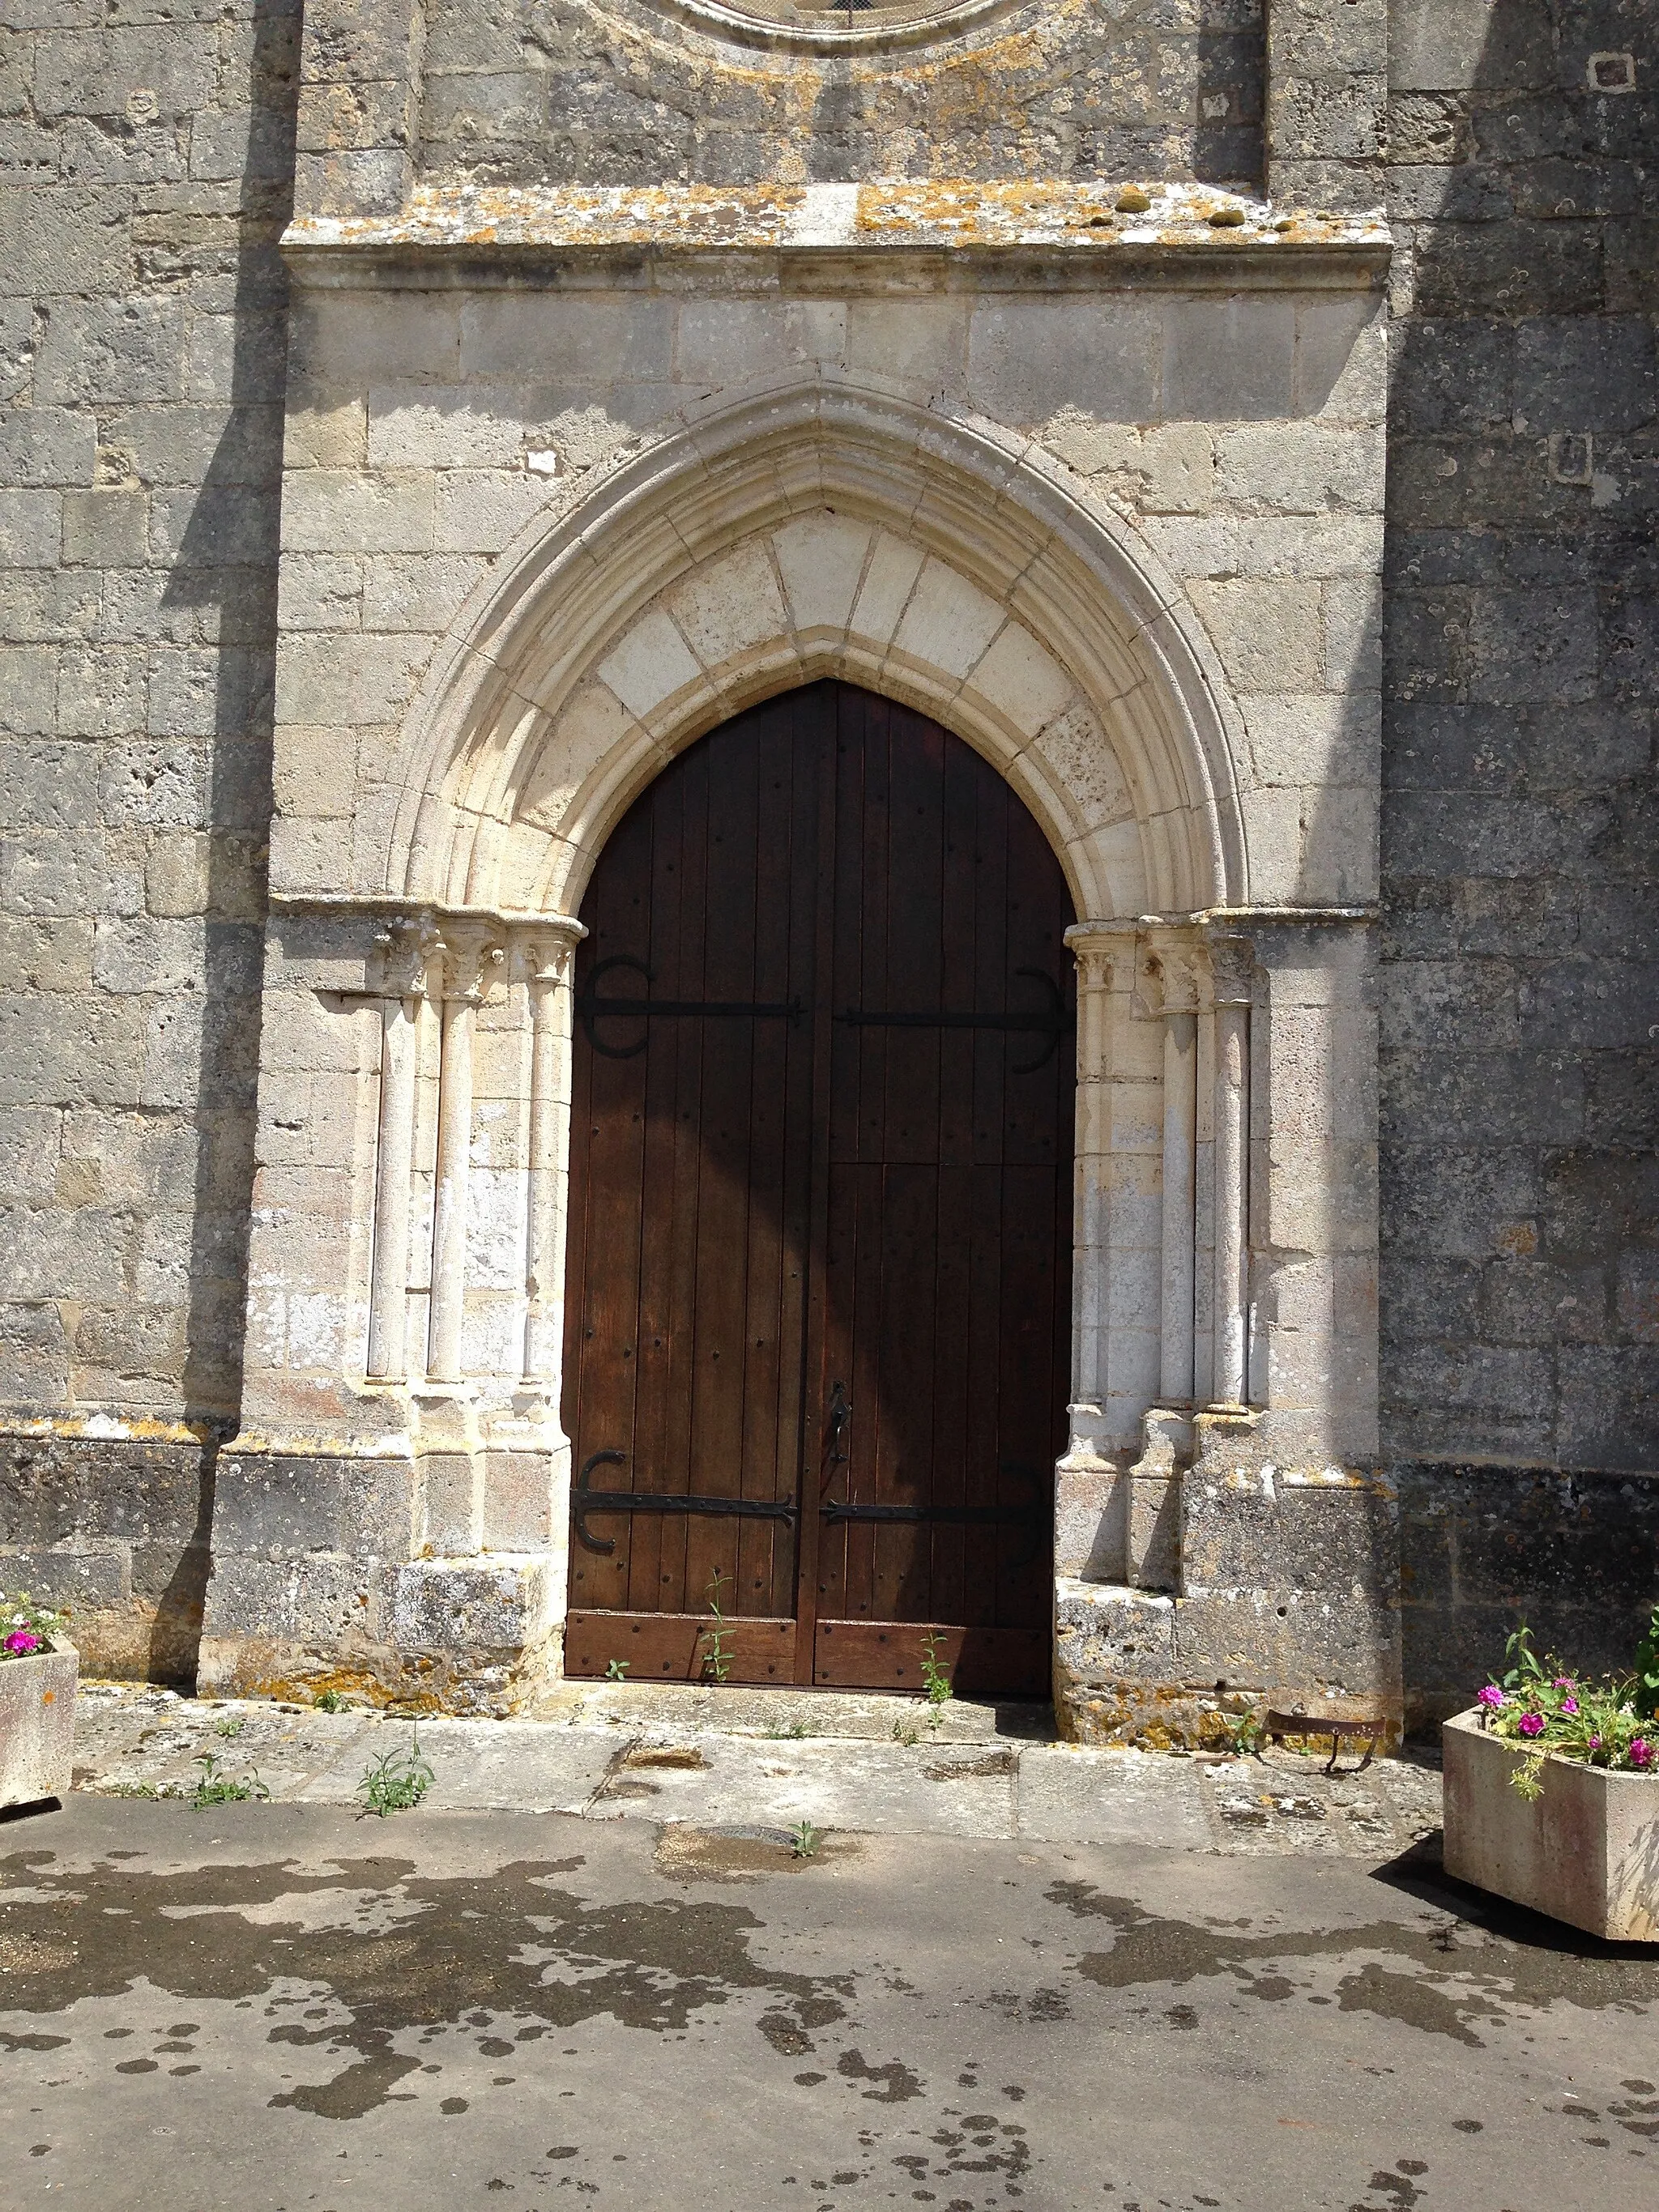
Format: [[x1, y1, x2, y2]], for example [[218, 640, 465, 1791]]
[[2, 1793, 1657, 2212], [2, 1685, 1656, 2210]]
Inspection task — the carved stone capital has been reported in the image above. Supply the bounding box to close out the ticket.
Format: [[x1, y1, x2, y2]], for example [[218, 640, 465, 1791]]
[[1204, 929, 1256, 1009], [1142, 926, 1203, 1018], [436, 920, 506, 1004], [1064, 919, 1137, 995], [371, 910, 440, 1000], [516, 914, 588, 990]]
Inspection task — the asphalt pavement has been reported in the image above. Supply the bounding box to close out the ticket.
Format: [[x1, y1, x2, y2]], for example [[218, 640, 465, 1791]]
[[2, 1784, 1656, 2212]]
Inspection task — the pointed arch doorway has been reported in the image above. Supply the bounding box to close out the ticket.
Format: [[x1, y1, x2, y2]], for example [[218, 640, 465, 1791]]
[[561, 681, 1073, 1697]]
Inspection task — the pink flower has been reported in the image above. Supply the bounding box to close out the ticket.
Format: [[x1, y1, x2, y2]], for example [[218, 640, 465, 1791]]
[[1517, 1711, 1546, 1737], [1590, 1736, 1603, 1750], [1552, 1677, 1576, 1692], [2, 1630, 41, 1656], [1631, 1740, 1653, 1771], [1477, 1685, 1506, 1710], [1560, 1696, 1579, 1715]]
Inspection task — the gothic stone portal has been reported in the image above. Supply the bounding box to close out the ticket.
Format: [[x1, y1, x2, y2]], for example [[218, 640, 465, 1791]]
[[200, 387, 1394, 1737]]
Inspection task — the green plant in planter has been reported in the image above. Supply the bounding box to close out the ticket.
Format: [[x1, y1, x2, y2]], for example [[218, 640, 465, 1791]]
[[0, 1590, 64, 1660], [1478, 1619, 1658, 1801], [1634, 1605, 1659, 1722]]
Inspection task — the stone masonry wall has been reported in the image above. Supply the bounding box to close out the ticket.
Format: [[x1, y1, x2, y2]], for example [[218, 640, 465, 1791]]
[[415, 0, 1266, 192], [0, 0, 298, 1673], [1382, 0, 1659, 1724]]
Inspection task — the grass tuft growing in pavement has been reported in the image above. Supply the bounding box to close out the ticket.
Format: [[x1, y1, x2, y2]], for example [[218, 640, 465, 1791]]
[[190, 1753, 270, 1810], [360, 1730, 436, 1817]]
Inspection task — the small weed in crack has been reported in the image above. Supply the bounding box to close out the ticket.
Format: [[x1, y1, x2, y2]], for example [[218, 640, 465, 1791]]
[[190, 1754, 270, 1810], [360, 1731, 435, 1817]]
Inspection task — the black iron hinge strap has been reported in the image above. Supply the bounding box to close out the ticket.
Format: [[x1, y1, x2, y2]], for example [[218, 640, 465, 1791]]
[[574, 1450, 798, 1554]]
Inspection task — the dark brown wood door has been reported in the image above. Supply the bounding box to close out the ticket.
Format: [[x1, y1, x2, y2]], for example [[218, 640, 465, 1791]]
[[562, 682, 1073, 1698]]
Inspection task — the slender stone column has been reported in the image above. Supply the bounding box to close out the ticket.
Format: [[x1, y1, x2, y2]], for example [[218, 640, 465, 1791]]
[[427, 922, 504, 1387], [365, 913, 437, 1383], [1207, 931, 1254, 1409], [520, 918, 586, 1391], [1061, 922, 1135, 1461], [1152, 938, 1201, 1405]]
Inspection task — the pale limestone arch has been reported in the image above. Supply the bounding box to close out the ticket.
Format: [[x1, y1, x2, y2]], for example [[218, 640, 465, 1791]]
[[382, 378, 1252, 924]]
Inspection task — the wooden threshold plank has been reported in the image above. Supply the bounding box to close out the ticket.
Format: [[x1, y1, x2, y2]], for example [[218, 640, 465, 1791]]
[[812, 1618, 1051, 1699], [565, 1609, 798, 1685]]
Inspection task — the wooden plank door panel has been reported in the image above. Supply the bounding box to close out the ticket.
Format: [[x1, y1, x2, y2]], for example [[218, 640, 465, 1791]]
[[564, 692, 824, 1634], [812, 1620, 1051, 1699], [809, 688, 1072, 1688]]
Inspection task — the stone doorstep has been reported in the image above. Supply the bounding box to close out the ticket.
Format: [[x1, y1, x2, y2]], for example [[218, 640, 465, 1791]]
[[67, 1679, 1444, 1856]]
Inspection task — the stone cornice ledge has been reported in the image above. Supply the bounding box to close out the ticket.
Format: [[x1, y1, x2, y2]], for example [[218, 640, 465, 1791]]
[[270, 890, 586, 935], [283, 181, 1391, 292]]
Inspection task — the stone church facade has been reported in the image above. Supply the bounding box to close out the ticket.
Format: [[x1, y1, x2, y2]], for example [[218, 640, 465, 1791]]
[[1, 0, 1653, 1736]]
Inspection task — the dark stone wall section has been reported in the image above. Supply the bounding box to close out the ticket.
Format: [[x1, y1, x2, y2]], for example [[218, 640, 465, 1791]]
[[0, 1431, 220, 1685], [1400, 1463, 1659, 1730], [1382, 0, 1658, 1722], [0, 0, 299, 1681]]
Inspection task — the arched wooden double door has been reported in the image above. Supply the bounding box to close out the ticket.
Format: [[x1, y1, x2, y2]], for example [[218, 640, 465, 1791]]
[[561, 682, 1073, 1697]]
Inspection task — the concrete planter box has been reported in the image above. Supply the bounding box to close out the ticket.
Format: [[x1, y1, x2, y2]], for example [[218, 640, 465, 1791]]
[[1443, 1709, 1659, 1942], [0, 1639, 78, 1810]]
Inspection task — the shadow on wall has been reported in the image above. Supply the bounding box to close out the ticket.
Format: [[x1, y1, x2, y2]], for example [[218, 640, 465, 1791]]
[[147, 0, 300, 1681], [1193, 0, 1268, 188], [1379, 0, 1659, 1729]]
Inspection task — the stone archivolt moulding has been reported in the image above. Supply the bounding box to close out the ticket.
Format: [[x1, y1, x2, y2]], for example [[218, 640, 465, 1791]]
[[380, 379, 1251, 930]]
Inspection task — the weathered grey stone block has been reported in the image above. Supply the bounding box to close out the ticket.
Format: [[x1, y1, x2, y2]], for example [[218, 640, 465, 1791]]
[[0, 487, 63, 566], [0, 1547, 128, 1607], [1181, 1469, 1399, 1600], [390, 1554, 556, 1657], [33, 296, 185, 406], [1165, 298, 1295, 422], [203, 1548, 374, 1642], [0, 182, 130, 297], [966, 299, 1161, 428], [0, 407, 95, 489], [0, 646, 59, 735]]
